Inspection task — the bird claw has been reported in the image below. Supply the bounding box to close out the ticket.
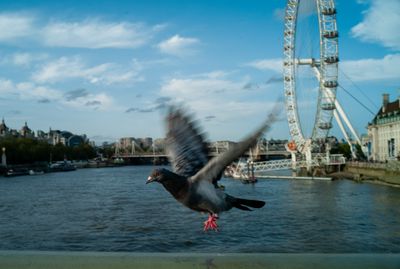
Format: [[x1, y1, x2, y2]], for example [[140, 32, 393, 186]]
[[203, 214, 219, 232]]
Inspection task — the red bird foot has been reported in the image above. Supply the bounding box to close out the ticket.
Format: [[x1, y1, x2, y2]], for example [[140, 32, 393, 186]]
[[203, 214, 219, 232]]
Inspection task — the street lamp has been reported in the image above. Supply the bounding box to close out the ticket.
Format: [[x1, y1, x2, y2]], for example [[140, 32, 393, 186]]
[[1, 147, 6, 166]]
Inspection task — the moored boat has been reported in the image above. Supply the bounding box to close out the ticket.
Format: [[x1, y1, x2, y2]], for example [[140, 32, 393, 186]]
[[49, 162, 76, 172]]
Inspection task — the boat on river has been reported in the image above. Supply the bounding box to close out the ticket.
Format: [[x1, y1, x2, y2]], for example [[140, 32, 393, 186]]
[[224, 158, 258, 184], [49, 162, 76, 172], [4, 169, 30, 177]]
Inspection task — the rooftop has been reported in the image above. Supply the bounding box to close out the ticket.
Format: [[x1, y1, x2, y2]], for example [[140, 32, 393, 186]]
[[370, 94, 400, 125]]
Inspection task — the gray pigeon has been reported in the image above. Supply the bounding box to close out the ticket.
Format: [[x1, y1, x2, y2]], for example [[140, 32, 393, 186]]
[[147, 105, 279, 231]]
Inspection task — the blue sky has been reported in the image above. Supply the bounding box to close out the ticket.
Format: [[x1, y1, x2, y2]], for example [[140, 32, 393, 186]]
[[0, 0, 399, 144]]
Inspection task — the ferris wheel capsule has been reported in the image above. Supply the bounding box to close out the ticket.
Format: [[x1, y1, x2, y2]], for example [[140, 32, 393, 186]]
[[287, 141, 297, 152]]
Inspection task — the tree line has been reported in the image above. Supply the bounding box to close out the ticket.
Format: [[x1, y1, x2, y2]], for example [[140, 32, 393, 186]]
[[0, 137, 97, 165]]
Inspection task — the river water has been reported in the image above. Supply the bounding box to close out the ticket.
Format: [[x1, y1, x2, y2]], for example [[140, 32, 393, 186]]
[[0, 166, 399, 253]]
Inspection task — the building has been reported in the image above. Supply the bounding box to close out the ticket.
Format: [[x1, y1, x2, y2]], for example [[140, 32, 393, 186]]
[[367, 93, 400, 161], [153, 138, 166, 153], [20, 122, 34, 138], [208, 141, 235, 154], [68, 135, 86, 147], [136, 137, 153, 150], [0, 119, 88, 147], [39, 129, 87, 147], [0, 118, 9, 137], [119, 137, 134, 150], [0, 119, 35, 138], [117, 137, 154, 154]]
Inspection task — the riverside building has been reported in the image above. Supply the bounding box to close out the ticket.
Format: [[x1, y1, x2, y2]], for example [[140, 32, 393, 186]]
[[367, 93, 400, 161]]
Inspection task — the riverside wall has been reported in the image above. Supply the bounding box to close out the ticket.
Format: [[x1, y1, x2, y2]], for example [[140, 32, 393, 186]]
[[343, 161, 400, 186]]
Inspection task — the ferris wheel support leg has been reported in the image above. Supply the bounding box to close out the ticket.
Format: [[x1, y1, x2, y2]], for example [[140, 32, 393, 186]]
[[300, 139, 313, 172], [305, 148, 312, 172], [321, 86, 360, 159], [333, 110, 357, 159], [325, 143, 331, 164], [291, 152, 297, 171], [322, 87, 361, 145], [333, 99, 361, 145]]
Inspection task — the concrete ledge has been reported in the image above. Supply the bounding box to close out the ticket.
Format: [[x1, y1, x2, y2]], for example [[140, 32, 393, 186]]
[[0, 251, 399, 269], [345, 163, 400, 186]]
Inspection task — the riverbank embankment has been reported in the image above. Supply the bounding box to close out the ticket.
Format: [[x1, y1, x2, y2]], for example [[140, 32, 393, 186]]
[[0, 161, 121, 177], [330, 161, 400, 187]]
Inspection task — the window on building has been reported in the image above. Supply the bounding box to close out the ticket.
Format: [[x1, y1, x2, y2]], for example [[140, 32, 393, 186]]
[[388, 138, 395, 158]]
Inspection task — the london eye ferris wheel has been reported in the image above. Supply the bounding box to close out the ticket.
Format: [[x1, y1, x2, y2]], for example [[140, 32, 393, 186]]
[[283, 0, 339, 154]]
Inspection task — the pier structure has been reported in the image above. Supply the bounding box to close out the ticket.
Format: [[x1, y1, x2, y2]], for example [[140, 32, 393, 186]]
[[226, 152, 345, 180]]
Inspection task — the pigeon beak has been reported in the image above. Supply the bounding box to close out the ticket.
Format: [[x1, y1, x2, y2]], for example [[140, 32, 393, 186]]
[[146, 176, 156, 184]]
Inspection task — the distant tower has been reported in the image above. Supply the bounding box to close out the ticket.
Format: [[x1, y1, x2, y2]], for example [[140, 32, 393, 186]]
[[0, 118, 9, 136], [20, 121, 33, 138], [1, 147, 6, 167]]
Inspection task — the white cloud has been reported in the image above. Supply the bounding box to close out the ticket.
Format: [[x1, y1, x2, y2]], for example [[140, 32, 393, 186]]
[[62, 92, 114, 111], [16, 82, 62, 101], [351, 0, 400, 50], [0, 13, 35, 42], [157, 35, 200, 56], [246, 58, 282, 73], [42, 20, 161, 49], [159, 71, 279, 126], [32, 56, 143, 85], [0, 77, 114, 110], [0, 78, 62, 101], [160, 71, 245, 99], [341, 54, 400, 81], [0, 12, 164, 49], [32, 56, 83, 83], [0, 78, 14, 93], [10, 52, 48, 67]]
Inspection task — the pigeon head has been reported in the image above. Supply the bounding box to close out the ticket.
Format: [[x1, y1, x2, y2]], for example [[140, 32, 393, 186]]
[[146, 168, 168, 184], [146, 167, 189, 200]]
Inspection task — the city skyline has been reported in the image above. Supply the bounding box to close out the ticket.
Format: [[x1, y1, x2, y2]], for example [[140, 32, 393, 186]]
[[0, 0, 399, 144]]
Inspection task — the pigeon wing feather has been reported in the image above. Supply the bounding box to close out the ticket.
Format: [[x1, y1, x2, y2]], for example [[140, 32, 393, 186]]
[[166, 107, 209, 178], [190, 107, 279, 184]]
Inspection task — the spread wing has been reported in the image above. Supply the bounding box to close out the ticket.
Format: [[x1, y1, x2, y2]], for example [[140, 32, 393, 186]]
[[165, 106, 209, 179], [190, 104, 280, 184]]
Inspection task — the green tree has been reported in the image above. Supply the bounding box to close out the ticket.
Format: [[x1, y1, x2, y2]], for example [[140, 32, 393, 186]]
[[0, 137, 98, 164], [330, 142, 352, 160]]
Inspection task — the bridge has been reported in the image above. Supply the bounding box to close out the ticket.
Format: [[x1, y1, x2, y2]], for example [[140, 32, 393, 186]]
[[112, 150, 291, 165], [113, 151, 290, 159], [113, 140, 291, 165]]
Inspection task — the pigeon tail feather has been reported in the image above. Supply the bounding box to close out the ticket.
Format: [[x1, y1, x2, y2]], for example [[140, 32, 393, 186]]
[[233, 198, 266, 210]]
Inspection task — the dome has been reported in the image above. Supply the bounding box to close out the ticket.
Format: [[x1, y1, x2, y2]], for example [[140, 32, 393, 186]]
[[21, 121, 31, 132]]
